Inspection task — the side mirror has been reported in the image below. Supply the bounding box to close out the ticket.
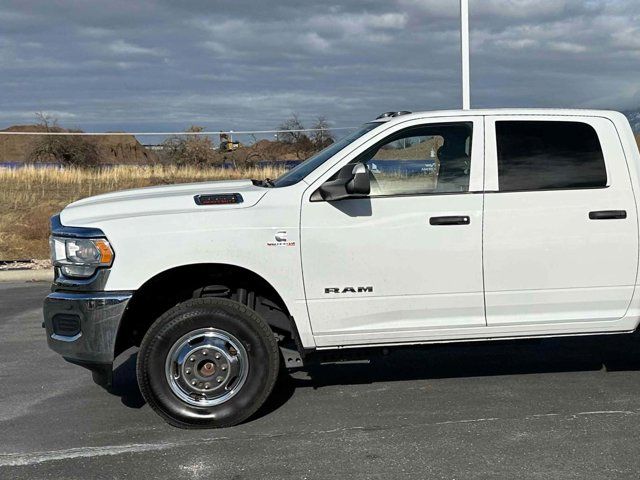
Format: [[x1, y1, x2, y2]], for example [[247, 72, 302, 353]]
[[317, 162, 371, 201], [346, 163, 370, 196]]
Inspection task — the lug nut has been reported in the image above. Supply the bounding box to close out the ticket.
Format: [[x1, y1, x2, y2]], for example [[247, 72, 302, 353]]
[[189, 356, 196, 362], [204, 383, 210, 390], [215, 354, 221, 360], [191, 380, 197, 386], [216, 376, 223, 383], [202, 350, 208, 355], [221, 365, 227, 371], [185, 368, 191, 374]]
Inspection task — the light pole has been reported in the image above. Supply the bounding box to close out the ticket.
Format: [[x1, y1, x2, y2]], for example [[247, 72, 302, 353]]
[[460, 0, 471, 110]]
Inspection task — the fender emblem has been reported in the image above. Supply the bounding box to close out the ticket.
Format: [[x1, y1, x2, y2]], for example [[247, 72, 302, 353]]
[[267, 230, 295, 247]]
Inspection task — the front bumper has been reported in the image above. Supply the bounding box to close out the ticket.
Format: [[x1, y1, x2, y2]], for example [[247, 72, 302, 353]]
[[43, 291, 132, 386]]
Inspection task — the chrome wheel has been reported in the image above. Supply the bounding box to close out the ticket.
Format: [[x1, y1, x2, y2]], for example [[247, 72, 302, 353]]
[[165, 327, 249, 407]]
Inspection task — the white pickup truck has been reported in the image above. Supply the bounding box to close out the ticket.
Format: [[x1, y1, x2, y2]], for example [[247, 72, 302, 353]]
[[44, 109, 640, 428]]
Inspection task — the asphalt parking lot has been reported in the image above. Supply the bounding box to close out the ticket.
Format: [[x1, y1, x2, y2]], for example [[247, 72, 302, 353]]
[[3, 282, 640, 479]]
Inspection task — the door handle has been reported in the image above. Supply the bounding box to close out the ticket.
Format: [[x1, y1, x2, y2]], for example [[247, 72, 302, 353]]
[[429, 215, 471, 226], [589, 210, 627, 220]]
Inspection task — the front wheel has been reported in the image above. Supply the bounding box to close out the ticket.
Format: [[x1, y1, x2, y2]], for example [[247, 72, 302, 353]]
[[137, 298, 279, 428]]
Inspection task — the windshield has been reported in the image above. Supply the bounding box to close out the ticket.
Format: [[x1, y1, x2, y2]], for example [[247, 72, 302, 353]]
[[272, 123, 380, 187]]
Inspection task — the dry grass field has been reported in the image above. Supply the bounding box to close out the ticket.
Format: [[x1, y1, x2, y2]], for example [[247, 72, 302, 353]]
[[0, 164, 286, 260]]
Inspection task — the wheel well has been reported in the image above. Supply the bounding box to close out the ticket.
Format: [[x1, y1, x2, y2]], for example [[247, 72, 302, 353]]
[[114, 263, 300, 358]]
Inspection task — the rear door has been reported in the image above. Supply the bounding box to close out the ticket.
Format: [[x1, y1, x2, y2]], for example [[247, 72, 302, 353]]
[[483, 115, 639, 326]]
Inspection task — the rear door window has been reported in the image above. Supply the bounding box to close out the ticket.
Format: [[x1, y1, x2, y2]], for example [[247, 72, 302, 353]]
[[496, 121, 607, 191]]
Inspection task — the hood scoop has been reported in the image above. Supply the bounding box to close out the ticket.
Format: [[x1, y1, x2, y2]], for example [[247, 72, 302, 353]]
[[60, 179, 267, 225], [194, 193, 244, 206]]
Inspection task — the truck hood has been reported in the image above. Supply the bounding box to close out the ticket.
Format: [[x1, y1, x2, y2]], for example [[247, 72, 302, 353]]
[[60, 179, 268, 226]]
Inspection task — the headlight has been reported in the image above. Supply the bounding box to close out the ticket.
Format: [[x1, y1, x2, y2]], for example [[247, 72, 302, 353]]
[[49, 236, 114, 278]]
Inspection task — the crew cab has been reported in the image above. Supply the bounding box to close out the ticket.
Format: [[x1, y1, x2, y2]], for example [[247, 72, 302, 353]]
[[44, 109, 640, 428]]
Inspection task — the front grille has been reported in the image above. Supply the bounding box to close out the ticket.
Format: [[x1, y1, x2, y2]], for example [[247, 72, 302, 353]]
[[52, 314, 81, 337]]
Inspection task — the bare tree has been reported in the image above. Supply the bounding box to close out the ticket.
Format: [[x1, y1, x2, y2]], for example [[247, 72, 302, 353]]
[[28, 113, 99, 167], [277, 114, 313, 159], [35, 112, 61, 132], [277, 113, 306, 144], [310, 116, 334, 150], [162, 126, 219, 166]]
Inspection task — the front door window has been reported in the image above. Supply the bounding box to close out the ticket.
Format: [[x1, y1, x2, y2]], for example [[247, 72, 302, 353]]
[[353, 122, 473, 196]]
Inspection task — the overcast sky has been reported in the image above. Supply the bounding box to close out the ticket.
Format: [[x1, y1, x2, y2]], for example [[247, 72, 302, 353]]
[[1, 0, 639, 133]]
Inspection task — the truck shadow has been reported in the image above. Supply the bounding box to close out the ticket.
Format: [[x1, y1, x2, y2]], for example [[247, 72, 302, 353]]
[[110, 351, 145, 409], [107, 334, 640, 420], [294, 335, 640, 389]]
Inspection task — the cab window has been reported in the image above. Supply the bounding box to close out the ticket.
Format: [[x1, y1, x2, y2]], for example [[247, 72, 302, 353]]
[[496, 121, 607, 191], [351, 122, 473, 196]]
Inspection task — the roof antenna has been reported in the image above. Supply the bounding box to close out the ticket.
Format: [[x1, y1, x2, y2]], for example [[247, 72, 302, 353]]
[[460, 0, 471, 110]]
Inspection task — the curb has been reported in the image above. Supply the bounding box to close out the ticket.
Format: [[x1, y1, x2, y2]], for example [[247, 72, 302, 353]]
[[0, 269, 53, 283]]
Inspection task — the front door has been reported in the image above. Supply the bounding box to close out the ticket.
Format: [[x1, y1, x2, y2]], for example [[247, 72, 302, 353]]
[[301, 117, 486, 347], [482, 116, 639, 327]]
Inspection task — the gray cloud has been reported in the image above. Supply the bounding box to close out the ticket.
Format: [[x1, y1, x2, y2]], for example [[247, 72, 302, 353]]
[[0, 0, 639, 133]]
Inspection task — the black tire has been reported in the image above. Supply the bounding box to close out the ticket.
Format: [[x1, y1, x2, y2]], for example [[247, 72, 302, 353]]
[[137, 298, 279, 428]]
